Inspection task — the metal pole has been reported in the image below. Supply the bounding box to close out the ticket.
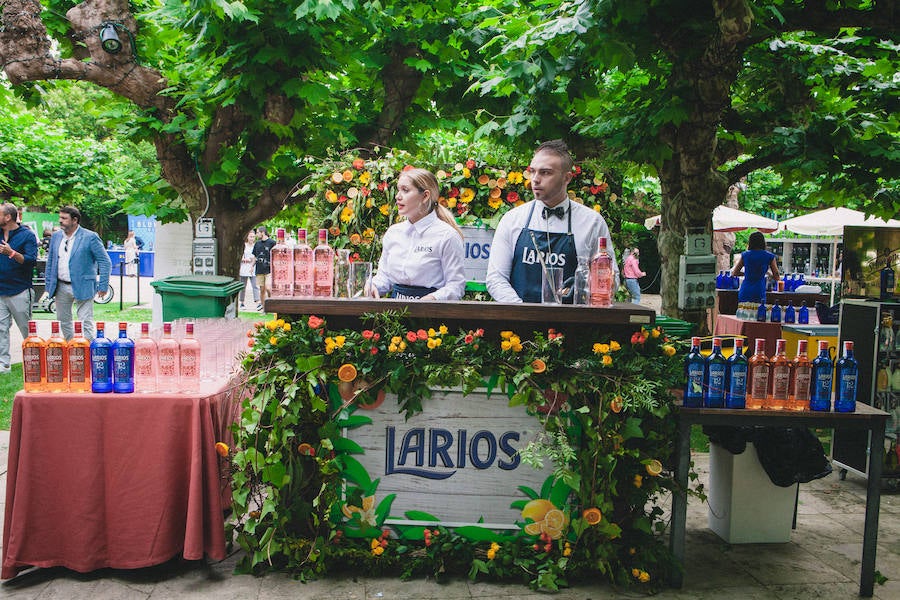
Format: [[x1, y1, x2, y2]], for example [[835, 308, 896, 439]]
[[119, 259, 124, 311], [135, 255, 141, 306]]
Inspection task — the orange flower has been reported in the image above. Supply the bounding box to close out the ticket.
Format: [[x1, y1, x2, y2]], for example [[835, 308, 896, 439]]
[[349, 233, 362, 245], [338, 363, 358, 382], [477, 174, 490, 185], [530, 358, 547, 374], [489, 187, 502, 198], [352, 158, 365, 170], [342, 169, 354, 182], [215, 442, 229, 457], [329, 226, 341, 237], [610, 396, 624, 413], [582, 507, 602, 525]]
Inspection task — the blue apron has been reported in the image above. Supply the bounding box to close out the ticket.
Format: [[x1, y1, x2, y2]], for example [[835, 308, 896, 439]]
[[509, 203, 577, 303], [392, 283, 438, 300]]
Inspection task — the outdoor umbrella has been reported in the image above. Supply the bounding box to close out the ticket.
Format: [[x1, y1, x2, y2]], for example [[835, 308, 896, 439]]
[[779, 207, 900, 236], [643, 205, 779, 232]]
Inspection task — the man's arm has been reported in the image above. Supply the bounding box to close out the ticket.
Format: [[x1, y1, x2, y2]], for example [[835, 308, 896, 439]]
[[91, 233, 112, 289], [485, 216, 523, 303]]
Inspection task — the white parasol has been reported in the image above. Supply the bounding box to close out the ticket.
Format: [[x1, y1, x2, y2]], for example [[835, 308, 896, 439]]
[[643, 205, 779, 233]]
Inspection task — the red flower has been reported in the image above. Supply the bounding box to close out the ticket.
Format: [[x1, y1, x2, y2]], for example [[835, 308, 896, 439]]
[[466, 159, 476, 169], [378, 181, 388, 191], [449, 187, 460, 198], [631, 331, 647, 345], [464, 334, 474, 344], [457, 204, 469, 216], [350, 252, 361, 262], [573, 165, 582, 175], [406, 331, 418, 343], [352, 158, 365, 170], [590, 185, 602, 195], [373, 332, 381, 341], [339, 195, 348, 203], [597, 181, 609, 193], [308, 315, 324, 329], [362, 330, 374, 339], [506, 191, 520, 204], [370, 347, 378, 355], [416, 329, 428, 340], [475, 328, 485, 337], [360, 186, 371, 197]]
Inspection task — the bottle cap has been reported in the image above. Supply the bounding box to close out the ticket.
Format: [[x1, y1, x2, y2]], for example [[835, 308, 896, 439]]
[[691, 336, 701, 346], [51, 320, 60, 333], [119, 321, 128, 330], [141, 322, 150, 334], [818, 340, 829, 351], [734, 338, 743, 348], [186, 322, 194, 334], [776, 338, 786, 353], [755, 338, 767, 351], [712, 337, 722, 347], [96, 321, 105, 331], [75, 321, 83, 334], [28, 320, 37, 333], [277, 228, 286, 241], [844, 340, 854, 352], [163, 322, 172, 334], [798, 339, 808, 353], [297, 228, 307, 242]]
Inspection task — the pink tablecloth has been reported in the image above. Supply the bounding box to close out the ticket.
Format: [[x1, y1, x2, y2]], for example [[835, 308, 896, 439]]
[[714, 314, 783, 356], [2, 378, 243, 579]]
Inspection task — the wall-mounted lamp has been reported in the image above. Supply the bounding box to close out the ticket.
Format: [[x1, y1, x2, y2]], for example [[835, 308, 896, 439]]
[[99, 23, 122, 54]]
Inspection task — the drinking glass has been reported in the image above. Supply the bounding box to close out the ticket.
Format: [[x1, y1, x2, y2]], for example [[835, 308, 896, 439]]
[[348, 262, 373, 298], [541, 267, 564, 304]]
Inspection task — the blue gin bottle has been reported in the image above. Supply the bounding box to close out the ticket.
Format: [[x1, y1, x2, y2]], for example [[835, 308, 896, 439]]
[[798, 300, 809, 324], [784, 300, 795, 324], [770, 302, 782, 323], [809, 340, 833, 411], [834, 341, 858, 413], [90, 322, 113, 393], [112, 321, 135, 393], [703, 337, 727, 408], [683, 336, 705, 408], [725, 338, 748, 409]]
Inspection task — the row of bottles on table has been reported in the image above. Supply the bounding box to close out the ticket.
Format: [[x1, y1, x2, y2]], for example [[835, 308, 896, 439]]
[[22, 320, 201, 394], [270, 227, 340, 298], [780, 273, 807, 292], [737, 300, 809, 324], [683, 337, 857, 412], [716, 271, 740, 290]]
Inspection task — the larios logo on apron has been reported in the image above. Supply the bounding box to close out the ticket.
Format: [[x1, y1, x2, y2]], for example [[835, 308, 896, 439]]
[[520, 247, 567, 267]]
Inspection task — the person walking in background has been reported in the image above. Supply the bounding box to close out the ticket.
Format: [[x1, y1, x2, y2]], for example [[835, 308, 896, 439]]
[[123, 230, 138, 276], [731, 230, 779, 304], [44, 206, 111, 340], [0, 203, 37, 374], [239, 230, 261, 310], [623, 247, 646, 304], [252, 225, 275, 310]]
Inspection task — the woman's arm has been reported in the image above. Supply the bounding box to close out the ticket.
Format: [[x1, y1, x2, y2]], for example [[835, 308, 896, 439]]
[[730, 255, 744, 277], [768, 258, 780, 280]]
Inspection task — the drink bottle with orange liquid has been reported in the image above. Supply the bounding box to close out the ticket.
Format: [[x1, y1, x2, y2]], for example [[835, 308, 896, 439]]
[[790, 339, 812, 410], [769, 338, 791, 410], [746, 338, 769, 409], [22, 320, 45, 392]]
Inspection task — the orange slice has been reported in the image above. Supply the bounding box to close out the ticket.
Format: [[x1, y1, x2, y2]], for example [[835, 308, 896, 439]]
[[645, 459, 663, 476], [337, 363, 358, 382], [214, 442, 229, 457], [582, 507, 602, 525], [531, 358, 547, 374], [610, 396, 624, 413]]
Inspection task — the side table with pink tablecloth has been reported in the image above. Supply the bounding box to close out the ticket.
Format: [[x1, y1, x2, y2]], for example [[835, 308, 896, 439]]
[[2, 377, 244, 579]]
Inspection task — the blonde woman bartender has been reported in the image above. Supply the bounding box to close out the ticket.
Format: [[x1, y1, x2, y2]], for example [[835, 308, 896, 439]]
[[370, 168, 466, 300]]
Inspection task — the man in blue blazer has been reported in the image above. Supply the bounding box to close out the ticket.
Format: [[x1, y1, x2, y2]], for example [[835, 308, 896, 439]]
[[45, 206, 112, 341]]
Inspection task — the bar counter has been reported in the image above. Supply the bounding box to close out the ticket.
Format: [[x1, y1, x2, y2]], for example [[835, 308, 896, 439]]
[[265, 298, 655, 341]]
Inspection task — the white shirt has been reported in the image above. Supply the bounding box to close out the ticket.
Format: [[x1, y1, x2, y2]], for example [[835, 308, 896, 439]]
[[239, 242, 255, 277], [486, 199, 619, 303], [372, 211, 466, 301], [57, 229, 77, 283]]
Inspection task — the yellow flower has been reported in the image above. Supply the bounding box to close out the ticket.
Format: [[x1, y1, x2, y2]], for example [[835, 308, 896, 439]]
[[610, 341, 621, 351], [462, 167, 471, 178], [446, 197, 457, 208], [433, 337, 442, 348], [602, 355, 613, 366], [269, 336, 278, 345], [501, 340, 511, 351], [391, 336, 402, 345], [399, 341, 407, 351], [639, 571, 650, 583], [334, 336, 346, 347], [439, 325, 448, 335], [282, 323, 291, 332], [563, 542, 572, 557], [343, 496, 377, 528], [593, 343, 610, 355], [628, 547, 636, 555], [427, 338, 438, 349], [651, 327, 661, 338], [365, 198, 375, 208], [379, 204, 390, 216], [372, 545, 384, 556], [487, 549, 496, 560], [634, 474, 643, 488], [340, 207, 354, 223], [500, 331, 513, 340], [490, 542, 500, 551], [512, 342, 523, 352], [370, 538, 380, 549], [594, 205, 601, 212], [427, 328, 437, 338], [388, 343, 398, 353], [632, 568, 641, 578], [662, 344, 676, 357], [488, 197, 502, 210], [459, 187, 475, 203], [508, 171, 523, 184], [266, 320, 278, 331], [359, 171, 371, 185], [325, 190, 338, 203]]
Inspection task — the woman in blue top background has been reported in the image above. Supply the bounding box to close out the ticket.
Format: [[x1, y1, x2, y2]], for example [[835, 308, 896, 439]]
[[731, 231, 779, 303]]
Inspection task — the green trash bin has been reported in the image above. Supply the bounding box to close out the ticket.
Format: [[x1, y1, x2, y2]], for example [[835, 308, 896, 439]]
[[151, 275, 246, 321]]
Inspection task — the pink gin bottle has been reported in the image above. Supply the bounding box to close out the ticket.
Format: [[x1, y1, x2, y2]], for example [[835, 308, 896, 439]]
[[270, 228, 293, 297], [589, 237, 613, 307], [293, 228, 314, 297], [313, 229, 334, 297], [134, 322, 158, 393], [179, 322, 201, 393], [157, 322, 180, 393]]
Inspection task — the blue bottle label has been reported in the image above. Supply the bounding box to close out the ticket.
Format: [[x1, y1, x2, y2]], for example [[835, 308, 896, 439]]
[[836, 367, 857, 411], [726, 364, 747, 408], [113, 347, 134, 381], [705, 363, 727, 407], [685, 364, 704, 406], [91, 351, 110, 383], [810, 366, 833, 410]]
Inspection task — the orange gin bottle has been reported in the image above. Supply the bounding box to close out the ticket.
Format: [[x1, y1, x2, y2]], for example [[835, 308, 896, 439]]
[[790, 339, 812, 410], [22, 320, 45, 392], [746, 338, 769, 409], [45, 320, 68, 392], [67, 321, 91, 393], [769, 338, 791, 410]]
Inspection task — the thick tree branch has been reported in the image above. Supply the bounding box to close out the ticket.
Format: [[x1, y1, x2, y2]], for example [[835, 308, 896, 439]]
[[778, 0, 897, 34]]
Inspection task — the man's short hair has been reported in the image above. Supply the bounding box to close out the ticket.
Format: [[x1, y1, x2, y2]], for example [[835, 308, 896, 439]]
[[59, 205, 82, 223], [256, 225, 268, 235], [1, 203, 18, 220], [535, 139, 574, 173]]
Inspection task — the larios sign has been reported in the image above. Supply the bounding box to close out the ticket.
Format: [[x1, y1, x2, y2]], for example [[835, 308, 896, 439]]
[[346, 388, 549, 528]]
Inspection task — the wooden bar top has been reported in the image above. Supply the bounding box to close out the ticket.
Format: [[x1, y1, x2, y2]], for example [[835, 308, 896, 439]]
[[265, 298, 655, 344]]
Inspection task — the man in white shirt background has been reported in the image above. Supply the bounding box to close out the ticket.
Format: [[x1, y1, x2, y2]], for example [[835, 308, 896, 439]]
[[486, 140, 618, 303]]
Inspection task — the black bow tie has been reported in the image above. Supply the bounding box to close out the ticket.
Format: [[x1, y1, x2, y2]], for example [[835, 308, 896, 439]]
[[541, 205, 566, 220]]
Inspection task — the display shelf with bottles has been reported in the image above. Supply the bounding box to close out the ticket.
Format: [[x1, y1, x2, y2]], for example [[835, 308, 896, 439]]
[[833, 299, 900, 483], [766, 237, 842, 278]]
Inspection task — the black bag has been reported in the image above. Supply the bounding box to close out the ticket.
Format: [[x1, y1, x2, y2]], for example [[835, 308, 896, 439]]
[[815, 301, 840, 325]]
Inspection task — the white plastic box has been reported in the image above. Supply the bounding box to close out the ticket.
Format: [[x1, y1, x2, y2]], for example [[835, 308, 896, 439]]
[[708, 442, 797, 544]]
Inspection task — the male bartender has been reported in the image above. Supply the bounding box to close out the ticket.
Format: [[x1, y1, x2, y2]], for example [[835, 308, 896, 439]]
[[486, 139, 618, 303]]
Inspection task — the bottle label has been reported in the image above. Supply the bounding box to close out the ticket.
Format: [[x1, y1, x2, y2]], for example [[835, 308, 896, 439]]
[[686, 365, 704, 399], [23, 347, 42, 383], [794, 365, 812, 401], [69, 347, 87, 382], [838, 369, 858, 403], [750, 367, 769, 399], [706, 364, 727, 398], [46, 347, 65, 383], [135, 349, 154, 376], [813, 368, 833, 401], [181, 349, 199, 378], [113, 348, 133, 381], [91, 352, 110, 383], [728, 364, 747, 397], [159, 348, 177, 377], [772, 365, 791, 400]]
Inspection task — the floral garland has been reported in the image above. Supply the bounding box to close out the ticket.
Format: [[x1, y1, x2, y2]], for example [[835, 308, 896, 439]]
[[302, 149, 617, 261], [227, 310, 689, 590]]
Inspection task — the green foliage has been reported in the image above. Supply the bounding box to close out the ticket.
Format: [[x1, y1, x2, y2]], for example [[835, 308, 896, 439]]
[[231, 312, 689, 589]]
